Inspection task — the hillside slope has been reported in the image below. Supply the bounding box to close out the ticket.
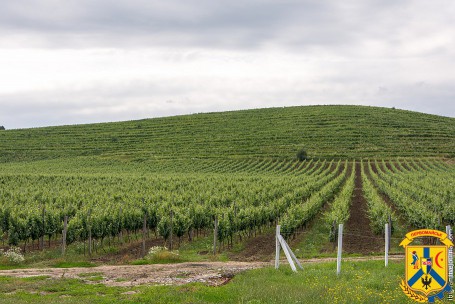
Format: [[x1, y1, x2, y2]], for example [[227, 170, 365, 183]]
[[0, 105, 454, 162]]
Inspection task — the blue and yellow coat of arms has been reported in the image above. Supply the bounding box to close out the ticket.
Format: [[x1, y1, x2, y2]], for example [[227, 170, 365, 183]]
[[400, 229, 454, 303]]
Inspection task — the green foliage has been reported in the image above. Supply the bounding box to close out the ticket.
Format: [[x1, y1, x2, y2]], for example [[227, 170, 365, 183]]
[[325, 162, 355, 227], [158, 215, 171, 241], [296, 148, 308, 161], [361, 160, 394, 235], [0, 105, 453, 162], [7, 228, 19, 246], [280, 160, 348, 237], [0, 159, 353, 249], [368, 159, 454, 229], [0, 157, 453, 255]]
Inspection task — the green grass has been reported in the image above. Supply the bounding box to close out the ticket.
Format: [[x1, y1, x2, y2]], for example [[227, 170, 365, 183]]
[[16, 244, 103, 269], [0, 231, 233, 270], [52, 261, 97, 268], [0, 264, 27, 270], [1, 105, 453, 163], [291, 211, 338, 258], [0, 260, 442, 303]]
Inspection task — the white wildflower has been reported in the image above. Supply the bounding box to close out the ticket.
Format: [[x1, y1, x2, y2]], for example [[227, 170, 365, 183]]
[[3, 246, 25, 264]]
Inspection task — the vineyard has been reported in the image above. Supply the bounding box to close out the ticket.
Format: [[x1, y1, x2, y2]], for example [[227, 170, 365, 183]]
[[0, 157, 453, 258], [0, 105, 454, 162], [0, 105, 454, 303], [0, 105, 454, 258]]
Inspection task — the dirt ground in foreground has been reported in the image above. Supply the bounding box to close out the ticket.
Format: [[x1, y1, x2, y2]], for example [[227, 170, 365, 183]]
[[0, 256, 404, 287], [0, 261, 267, 287]]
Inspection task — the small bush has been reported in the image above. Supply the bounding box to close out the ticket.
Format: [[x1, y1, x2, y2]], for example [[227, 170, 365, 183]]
[[296, 148, 308, 161]]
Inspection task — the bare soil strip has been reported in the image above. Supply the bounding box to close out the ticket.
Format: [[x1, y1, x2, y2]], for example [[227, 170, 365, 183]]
[[229, 233, 276, 262], [0, 262, 267, 287], [343, 162, 384, 254]]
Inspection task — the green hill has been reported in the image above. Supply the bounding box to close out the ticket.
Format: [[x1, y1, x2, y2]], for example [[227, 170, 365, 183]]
[[0, 105, 454, 162]]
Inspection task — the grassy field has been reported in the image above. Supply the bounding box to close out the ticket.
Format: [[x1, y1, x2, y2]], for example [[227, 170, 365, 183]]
[[1, 105, 454, 162], [0, 260, 428, 304]]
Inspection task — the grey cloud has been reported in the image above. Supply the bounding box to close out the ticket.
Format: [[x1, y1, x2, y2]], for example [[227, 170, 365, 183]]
[[1, 75, 453, 129], [0, 78, 210, 128], [0, 0, 306, 48], [3, 0, 450, 52], [1, 0, 454, 129]]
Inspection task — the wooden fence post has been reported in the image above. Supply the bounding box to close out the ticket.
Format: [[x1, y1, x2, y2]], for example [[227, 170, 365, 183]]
[[119, 207, 123, 245], [142, 213, 147, 257], [169, 210, 174, 251], [40, 207, 45, 250], [88, 210, 92, 257], [62, 215, 68, 256], [213, 215, 218, 255]]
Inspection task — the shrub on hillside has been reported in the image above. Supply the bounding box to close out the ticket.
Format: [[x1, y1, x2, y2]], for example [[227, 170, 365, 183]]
[[296, 148, 308, 161]]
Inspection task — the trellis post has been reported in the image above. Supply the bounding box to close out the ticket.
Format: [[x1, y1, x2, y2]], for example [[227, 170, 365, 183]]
[[62, 215, 68, 256], [213, 215, 218, 255], [275, 225, 280, 269], [40, 206, 45, 250], [337, 224, 343, 275], [275, 225, 302, 272], [88, 210, 92, 257], [142, 213, 147, 257], [170, 210, 173, 251], [385, 223, 389, 267]]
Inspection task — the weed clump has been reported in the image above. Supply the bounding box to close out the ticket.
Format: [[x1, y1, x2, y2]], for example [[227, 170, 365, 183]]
[[0, 246, 25, 264], [145, 246, 180, 263]]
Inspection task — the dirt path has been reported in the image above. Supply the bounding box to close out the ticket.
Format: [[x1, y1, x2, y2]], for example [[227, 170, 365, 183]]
[[0, 256, 404, 287], [0, 261, 267, 287], [343, 162, 384, 254]]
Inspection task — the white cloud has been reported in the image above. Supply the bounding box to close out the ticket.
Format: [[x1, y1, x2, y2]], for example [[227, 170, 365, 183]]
[[0, 1, 454, 129]]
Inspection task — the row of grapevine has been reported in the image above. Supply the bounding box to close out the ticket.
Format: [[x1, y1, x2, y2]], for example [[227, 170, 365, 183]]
[[0, 159, 338, 250], [361, 161, 394, 234], [280, 160, 348, 237], [0, 158, 452, 253], [324, 162, 355, 227], [367, 159, 454, 229]]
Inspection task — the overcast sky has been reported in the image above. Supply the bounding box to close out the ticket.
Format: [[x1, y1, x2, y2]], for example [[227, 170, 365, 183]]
[[1, 0, 454, 129]]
